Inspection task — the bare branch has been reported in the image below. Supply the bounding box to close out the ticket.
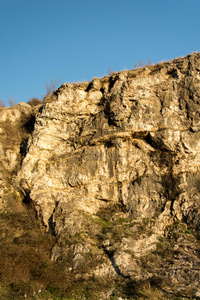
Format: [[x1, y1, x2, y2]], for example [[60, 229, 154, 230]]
[[0, 100, 6, 107], [45, 79, 60, 96], [8, 98, 17, 107]]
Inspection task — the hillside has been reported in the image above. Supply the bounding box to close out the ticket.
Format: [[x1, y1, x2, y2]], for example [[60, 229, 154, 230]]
[[0, 53, 200, 299]]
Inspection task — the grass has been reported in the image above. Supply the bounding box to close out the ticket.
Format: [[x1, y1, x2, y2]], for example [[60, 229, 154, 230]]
[[0, 192, 198, 299], [0, 199, 198, 299], [93, 205, 155, 246], [0, 197, 71, 299], [136, 282, 165, 300]]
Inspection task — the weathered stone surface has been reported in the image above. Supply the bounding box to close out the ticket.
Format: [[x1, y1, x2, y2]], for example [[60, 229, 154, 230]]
[[16, 54, 200, 231], [1, 53, 200, 297], [0, 102, 37, 211]]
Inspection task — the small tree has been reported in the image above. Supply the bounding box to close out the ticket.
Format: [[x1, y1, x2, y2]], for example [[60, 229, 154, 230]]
[[148, 58, 152, 66], [133, 58, 152, 69], [0, 100, 6, 107], [8, 98, 17, 106], [45, 79, 60, 96]]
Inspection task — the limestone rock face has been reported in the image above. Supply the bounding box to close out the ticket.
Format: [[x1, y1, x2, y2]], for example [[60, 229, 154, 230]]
[[17, 54, 200, 233], [1, 53, 200, 296], [0, 102, 36, 211]]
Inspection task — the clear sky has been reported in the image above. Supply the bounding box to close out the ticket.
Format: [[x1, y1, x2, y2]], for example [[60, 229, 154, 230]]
[[0, 0, 200, 106]]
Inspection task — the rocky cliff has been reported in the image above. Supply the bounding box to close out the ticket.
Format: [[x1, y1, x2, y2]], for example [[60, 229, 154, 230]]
[[0, 53, 200, 299]]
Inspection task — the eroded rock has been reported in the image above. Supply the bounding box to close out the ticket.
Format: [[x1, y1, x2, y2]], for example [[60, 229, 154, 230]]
[[1, 53, 200, 297]]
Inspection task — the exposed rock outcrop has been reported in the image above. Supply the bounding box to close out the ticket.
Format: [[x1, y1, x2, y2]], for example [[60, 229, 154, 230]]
[[1, 53, 200, 298], [0, 102, 38, 211]]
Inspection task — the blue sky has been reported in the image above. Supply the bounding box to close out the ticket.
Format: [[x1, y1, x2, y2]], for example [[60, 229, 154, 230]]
[[0, 0, 200, 106]]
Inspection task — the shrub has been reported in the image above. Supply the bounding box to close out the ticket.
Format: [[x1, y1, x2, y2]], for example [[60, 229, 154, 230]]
[[27, 98, 43, 106]]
